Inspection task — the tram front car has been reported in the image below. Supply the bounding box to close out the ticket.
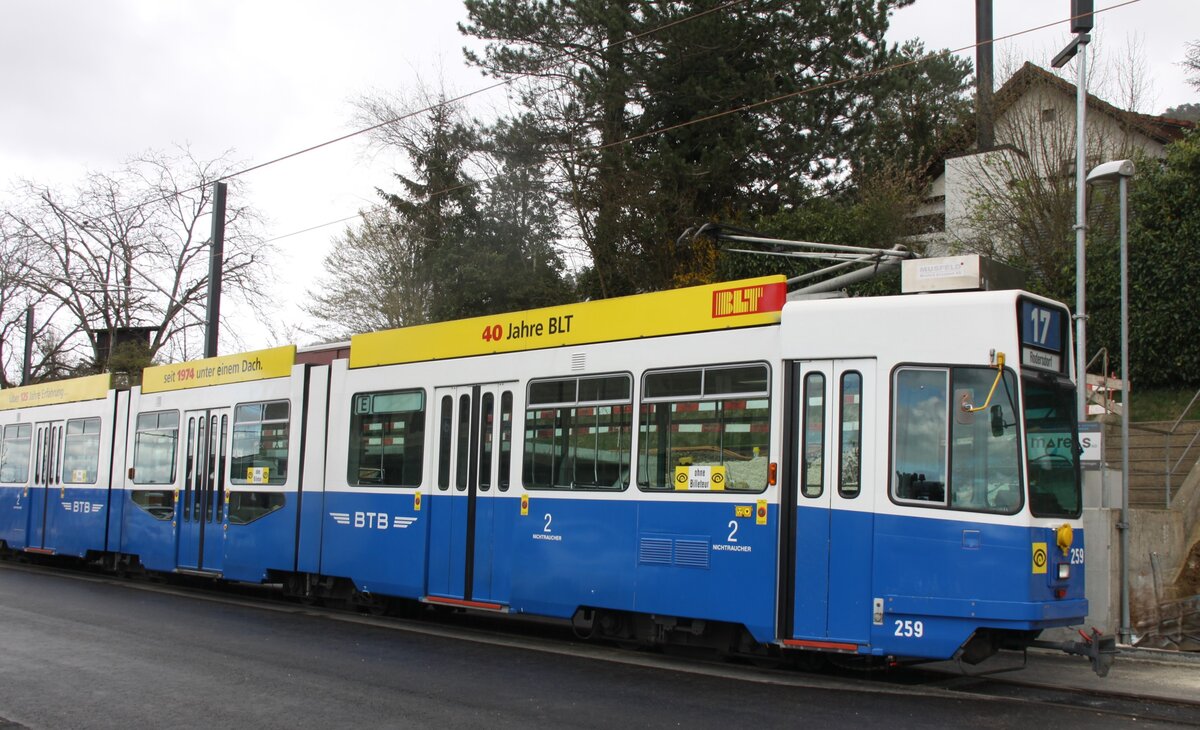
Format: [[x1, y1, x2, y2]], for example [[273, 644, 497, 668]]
[[789, 278, 1113, 675]]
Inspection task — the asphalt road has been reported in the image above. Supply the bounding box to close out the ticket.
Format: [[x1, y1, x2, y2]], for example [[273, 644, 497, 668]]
[[0, 565, 1180, 729]]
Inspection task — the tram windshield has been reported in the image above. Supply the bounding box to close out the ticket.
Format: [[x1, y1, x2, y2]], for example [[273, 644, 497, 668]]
[[1023, 376, 1082, 518], [892, 366, 1023, 513]]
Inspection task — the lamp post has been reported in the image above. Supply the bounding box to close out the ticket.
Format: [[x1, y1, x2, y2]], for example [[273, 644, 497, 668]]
[[1086, 158, 1135, 645]]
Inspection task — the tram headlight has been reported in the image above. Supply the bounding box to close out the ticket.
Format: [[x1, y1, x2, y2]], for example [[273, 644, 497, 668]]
[[1057, 563, 1070, 580]]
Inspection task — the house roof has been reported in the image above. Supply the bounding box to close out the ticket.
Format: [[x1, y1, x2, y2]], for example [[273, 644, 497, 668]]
[[995, 62, 1194, 145]]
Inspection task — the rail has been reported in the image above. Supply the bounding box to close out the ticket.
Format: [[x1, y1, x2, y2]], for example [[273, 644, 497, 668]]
[[1164, 388, 1200, 505], [1087, 345, 1200, 507], [1084, 347, 1115, 415]]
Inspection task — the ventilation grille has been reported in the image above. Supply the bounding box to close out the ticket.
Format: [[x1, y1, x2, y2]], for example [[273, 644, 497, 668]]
[[673, 539, 710, 569], [571, 352, 586, 371], [638, 535, 710, 569], [638, 537, 672, 565]]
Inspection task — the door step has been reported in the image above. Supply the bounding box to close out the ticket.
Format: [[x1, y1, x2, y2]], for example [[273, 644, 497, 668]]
[[422, 595, 509, 612]]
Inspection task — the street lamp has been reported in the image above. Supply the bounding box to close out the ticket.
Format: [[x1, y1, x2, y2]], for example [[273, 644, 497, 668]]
[[1086, 158, 1134, 645]]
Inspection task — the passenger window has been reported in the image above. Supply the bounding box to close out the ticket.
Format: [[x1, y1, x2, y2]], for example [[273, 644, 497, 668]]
[[0, 423, 33, 483], [479, 392, 495, 492], [639, 364, 769, 493], [524, 374, 632, 490], [231, 401, 289, 485], [437, 395, 452, 491], [132, 411, 180, 484], [61, 417, 101, 484], [347, 390, 426, 487], [839, 372, 862, 498], [802, 373, 825, 498], [498, 391, 513, 492], [456, 394, 470, 491], [228, 492, 285, 524]]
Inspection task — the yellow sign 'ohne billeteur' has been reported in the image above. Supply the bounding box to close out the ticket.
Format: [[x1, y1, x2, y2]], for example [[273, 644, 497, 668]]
[[141, 346, 297, 394], [350, 276, 787, 369], [0, 373, 112, 411]]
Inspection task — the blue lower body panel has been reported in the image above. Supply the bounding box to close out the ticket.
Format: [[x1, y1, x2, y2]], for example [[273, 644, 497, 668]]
[[319, 491, 428, 598], [0, 485, 29, 550], [7, 486, 111, 557], [869, 513, 1088, 658]]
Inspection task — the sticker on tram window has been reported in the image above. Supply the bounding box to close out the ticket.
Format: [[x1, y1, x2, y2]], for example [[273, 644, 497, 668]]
[[246, 467, 270, 484], [674, 465, 727, 491]]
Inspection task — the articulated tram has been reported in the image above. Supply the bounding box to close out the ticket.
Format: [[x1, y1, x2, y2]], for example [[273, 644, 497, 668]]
[[0, 267, 1110, 672]]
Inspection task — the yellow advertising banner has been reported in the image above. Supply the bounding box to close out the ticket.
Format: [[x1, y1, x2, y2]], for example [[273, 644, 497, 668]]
[[141, 346, 297, 394], [350, 276, 787, 369], [0, 373, 111, 411]]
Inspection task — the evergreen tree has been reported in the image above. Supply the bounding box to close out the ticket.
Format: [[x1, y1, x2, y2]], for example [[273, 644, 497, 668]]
[[461, 0, 911, 296]]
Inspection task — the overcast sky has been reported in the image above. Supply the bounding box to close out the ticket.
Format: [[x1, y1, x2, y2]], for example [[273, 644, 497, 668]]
[[2, 0, 1196, 352]]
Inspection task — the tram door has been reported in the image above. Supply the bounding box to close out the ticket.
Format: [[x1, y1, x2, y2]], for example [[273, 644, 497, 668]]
[[27, 421, 63, 551], [787, 359, 876, 644], [428, 384, 511, 605], [177, 409, 229, 573]]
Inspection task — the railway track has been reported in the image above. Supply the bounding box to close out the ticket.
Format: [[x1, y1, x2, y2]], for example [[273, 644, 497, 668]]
[[3, 556, 1198, 726]]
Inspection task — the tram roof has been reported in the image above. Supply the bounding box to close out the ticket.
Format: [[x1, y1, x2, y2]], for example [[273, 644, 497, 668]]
[[349, 275, 787, 368]]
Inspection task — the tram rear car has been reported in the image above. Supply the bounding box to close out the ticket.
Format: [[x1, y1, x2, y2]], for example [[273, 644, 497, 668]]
[[0, 375, 125, 559]]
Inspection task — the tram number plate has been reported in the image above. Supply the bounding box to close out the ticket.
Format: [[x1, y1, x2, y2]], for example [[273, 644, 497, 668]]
[[894, 620, 924, 638]]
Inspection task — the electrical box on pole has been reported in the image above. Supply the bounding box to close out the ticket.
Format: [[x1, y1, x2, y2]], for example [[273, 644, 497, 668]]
[[204, 181, 227, 359], [1071, 0, 1094, 33]]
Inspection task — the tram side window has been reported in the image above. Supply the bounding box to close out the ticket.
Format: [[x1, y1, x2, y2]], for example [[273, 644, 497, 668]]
[[231, 401, 290, 485], [639, 364, 770, 493], [0, 424, 33, 483], [839, 372, 862, 498], [523, 374, 632, 490], [131, 411, 181, 521], [61, 417, 101, 484], [132, 411, 180, 484], [891, 366, 1021, 514], [348, 390, 425, 487]]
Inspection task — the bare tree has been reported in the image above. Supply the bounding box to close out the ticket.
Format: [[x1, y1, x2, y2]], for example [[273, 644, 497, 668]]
[[1184, 39, 1200, 91], [950, 64, 1151, 302], [304, 205, 429, 338], [3, 147, 268, 375]]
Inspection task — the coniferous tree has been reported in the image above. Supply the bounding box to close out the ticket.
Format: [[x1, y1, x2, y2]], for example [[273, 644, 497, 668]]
[[461, 0, 912, 296]]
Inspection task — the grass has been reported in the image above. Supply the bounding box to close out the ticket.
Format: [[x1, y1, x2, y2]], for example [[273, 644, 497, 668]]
[[1121, 387, 1200, 423]]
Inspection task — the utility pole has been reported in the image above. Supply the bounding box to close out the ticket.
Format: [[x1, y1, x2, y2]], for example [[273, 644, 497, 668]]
[[22, 307, 34, 385], [204, 181, 227, 359], [1052, 0, 1092, 421], [975, 0, 994, 151]]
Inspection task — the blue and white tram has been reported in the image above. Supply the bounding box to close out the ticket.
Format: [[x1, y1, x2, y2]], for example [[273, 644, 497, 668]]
[[0, 375, 126, 559], [0, 270, 1106, 671], [119, 347, 327, 582]]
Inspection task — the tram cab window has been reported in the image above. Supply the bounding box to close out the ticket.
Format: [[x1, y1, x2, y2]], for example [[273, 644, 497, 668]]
[[891, 366, 1021, 514], [639, 363, 770, 493], [231, 401, 290, 485], [61, 417, 101, 484], [523, 374, 632, 490], [0, 423, 33, 483], [348, 390, 426, 487], [1024, 376, 1082, 518]]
